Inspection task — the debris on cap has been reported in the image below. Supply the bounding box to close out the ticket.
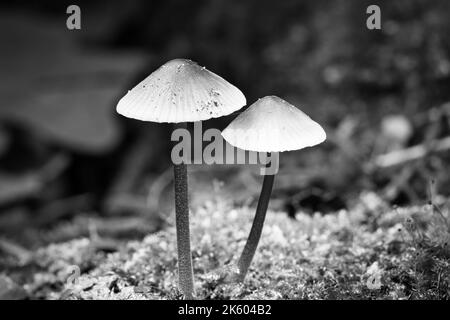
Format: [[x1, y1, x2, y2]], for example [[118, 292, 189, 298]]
[[222, 96, 326, 152], [117, 59, 246, 123]]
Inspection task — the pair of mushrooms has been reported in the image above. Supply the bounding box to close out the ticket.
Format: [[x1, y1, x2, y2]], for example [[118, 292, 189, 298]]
[[117, 59, 326, 298]]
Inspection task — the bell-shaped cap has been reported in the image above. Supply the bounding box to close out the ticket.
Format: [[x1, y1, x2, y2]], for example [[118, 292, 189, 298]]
[[222, 96, 326, 152], [117, 59, 246, 123]]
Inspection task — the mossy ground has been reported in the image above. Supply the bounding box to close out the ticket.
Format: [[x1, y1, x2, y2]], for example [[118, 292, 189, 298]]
[[3, 192, 448, 300]]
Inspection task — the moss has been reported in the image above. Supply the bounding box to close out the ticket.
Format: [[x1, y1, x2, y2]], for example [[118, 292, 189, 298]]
[[4, 196, 449, 300]]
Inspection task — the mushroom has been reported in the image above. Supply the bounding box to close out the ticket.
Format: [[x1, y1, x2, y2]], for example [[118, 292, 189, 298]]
[[117, 59, 246, 298], [221, 95, 326, 281]]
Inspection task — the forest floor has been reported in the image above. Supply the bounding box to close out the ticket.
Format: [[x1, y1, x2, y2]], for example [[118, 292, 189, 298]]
[[1, 1, 450, 301], [1, 193, 449, 300]]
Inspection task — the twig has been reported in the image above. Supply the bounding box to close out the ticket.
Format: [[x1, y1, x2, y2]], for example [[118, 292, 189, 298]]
[[374, 136, 450, 168], [106, 136, 150, 197], [147, 166, 173, 214], [33, 194, 92, 227], [0, 153, 70, 206], [0, 238, 32, 264], [104, 128, 167, 215]]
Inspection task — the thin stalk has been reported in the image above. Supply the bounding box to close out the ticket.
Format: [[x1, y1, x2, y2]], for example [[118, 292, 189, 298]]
[[237, 162, 275, 282], [173, 123, 194, 299]]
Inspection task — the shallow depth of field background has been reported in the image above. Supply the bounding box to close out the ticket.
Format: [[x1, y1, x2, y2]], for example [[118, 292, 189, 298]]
[[0, 0, 449, 299]]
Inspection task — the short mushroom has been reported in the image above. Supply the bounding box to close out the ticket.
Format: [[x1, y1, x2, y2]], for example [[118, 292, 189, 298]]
[[117, 59, 246, 298], [221, 95, 326, 281]]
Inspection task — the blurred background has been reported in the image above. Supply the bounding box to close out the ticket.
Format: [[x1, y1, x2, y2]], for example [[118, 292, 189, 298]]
[[0, 0, 449, 251]]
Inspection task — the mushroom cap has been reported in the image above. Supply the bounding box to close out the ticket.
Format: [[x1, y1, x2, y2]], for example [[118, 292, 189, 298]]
[[222, 96, 326, 152], [117, 59, 246, 123]]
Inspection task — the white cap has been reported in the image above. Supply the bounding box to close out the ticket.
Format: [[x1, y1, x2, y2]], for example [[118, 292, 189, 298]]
[[222, 96, 326, 152], [117, 59, 246, 123]]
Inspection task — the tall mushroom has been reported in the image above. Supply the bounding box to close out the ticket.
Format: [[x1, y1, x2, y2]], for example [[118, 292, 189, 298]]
[[222, 95, 326, 282], [117, 59, 246, 298]]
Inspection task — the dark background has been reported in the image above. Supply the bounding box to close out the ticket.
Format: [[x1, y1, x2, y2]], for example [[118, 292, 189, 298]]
[[0, 0, 449, 247]]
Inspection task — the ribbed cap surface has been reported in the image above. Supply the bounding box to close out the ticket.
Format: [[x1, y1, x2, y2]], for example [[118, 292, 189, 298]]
[[117, 59, 246, 123], [222, 96, 326, 152]]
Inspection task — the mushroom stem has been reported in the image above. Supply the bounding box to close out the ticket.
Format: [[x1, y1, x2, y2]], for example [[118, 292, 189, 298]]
[[173, 124, 194, 299], [237, 158, 275, 282]]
